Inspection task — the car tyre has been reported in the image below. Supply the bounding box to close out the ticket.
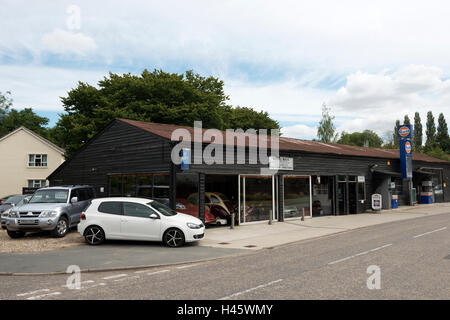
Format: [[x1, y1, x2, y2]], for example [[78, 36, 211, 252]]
[[163, 228, 185, 247], [51, 217, 69, 238], [7, 230, 25, 239], [84, 226, 105, 245]]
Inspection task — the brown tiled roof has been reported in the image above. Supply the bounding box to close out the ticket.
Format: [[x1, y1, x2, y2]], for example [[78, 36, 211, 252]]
[[118, 118, 448, 164]]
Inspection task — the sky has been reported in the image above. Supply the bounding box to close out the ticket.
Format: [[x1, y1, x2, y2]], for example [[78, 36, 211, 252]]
[[2, 0, 450, 140]]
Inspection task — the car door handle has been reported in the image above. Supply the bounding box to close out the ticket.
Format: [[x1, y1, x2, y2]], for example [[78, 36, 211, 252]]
[[121, 219, 128, 222]]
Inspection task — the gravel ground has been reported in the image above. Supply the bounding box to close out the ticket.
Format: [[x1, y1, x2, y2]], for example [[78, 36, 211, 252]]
[[0, 228, 85, 254]]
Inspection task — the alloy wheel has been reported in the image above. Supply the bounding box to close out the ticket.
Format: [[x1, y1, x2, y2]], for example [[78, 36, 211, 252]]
[[85, 226, 104, 245], [166, 229, 184, 247], [56, 219, 67, 236]]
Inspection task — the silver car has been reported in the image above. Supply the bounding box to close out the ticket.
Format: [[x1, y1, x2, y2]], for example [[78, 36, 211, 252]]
[[1, 195, 32, 229], [5, 186, 95, 238]]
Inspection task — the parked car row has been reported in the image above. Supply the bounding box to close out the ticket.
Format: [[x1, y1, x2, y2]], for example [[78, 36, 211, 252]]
[[1, 185, 204, 247]]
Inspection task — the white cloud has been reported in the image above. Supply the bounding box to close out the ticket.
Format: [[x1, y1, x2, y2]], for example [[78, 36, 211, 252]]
[[331, 65, 450, 114], [281, 124, 317, 139], [41, 29, 97, 56], [0, 64, 105, 111]]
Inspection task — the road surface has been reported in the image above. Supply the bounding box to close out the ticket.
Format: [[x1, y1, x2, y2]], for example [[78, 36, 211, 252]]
[[0, 212, 448, 300]]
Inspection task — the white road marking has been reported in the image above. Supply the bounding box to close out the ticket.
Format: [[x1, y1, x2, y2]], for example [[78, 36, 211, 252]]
[[218, 279, 283, 300], [62, 280, 95, 288], [82, 283, 106, 290], [17, 288, 50, 297], [26, 292, 61, 300], [114, 276, 140, 282], [102, 273, 128, 280], [413, 227, 447, 238], [146, 269, 170, 276], [328, 244, 393, 265]]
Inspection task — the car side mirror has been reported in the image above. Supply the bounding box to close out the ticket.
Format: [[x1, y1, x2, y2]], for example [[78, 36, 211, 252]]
[[70, 197, 78, 204], [23, 198, 29, 204], [10, 203, 15, 207], [149, 213, 160, 219]]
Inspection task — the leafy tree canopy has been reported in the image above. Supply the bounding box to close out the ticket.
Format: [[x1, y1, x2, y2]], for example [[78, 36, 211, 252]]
[[0, 91, 49, 138], [317, 103, 337, 143], [52, 69, 280, 156], [337, 130, 384, 148]]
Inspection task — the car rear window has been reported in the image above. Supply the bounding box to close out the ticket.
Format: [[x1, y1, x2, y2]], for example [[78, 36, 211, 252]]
[[98, 202, 122, 215]]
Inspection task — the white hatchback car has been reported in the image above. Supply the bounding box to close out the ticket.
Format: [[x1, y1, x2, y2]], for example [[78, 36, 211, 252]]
[[78, 198, 205, 247]]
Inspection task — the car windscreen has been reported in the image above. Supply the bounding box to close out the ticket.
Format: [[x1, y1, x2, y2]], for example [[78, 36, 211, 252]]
[[5, 195, 23, 205], [29, 190, 69, 204], [148, 201, 178, 216]]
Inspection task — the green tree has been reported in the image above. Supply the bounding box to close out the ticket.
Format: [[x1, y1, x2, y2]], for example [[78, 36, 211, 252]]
[[393, 120, 400, 148], [436, 113, 450, 152], [53, 69, 280, 156], [404, 115, 411, 125], [425, 111, 436, 151], [338, 130, 383, 148], [317, 103, 337, 143], [220, 106, 279, 132], [1, 108, 49, 138], [0, 91, 50, 138], [413, 112, 423, 152]]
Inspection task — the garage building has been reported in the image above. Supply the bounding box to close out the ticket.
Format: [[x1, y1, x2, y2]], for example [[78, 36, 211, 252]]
[[48, 118, 450, 225]]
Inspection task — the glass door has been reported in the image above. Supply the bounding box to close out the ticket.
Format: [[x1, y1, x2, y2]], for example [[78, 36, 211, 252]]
[[239, 175, 275, 224]]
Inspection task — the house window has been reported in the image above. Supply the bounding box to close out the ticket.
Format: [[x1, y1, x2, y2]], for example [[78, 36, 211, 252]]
[[29, 154, 47, 167], [28, 180, 47, 188]]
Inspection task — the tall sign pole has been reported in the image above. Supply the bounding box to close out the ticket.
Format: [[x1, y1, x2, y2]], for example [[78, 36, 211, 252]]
[[397, 124, 413, 205]]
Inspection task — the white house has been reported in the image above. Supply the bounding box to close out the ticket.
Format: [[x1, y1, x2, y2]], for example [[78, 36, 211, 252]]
[[0, 126, 65, 198]]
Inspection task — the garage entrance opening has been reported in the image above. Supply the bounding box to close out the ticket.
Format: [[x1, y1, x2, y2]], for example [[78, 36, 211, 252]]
[[204, 175, 238, 226], [239, 175, 276, 224]]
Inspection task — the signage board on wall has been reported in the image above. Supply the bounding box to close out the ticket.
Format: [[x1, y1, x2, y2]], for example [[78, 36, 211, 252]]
[[357, 176, 365, 183], [269, 156, 294, 170], [181, 148, 190, 170]]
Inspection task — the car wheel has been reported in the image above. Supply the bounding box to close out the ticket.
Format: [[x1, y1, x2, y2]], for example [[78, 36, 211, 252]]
[[84, 226, 105, 245], [163, 228, 185, 247], [51, 217, 69, 238], [7, 230, 25, 239]]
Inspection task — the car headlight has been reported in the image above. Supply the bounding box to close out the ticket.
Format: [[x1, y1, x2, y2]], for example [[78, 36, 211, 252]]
[[39, 210, 58, 218], [9, 211, 18, 218], [186, 222, 203, 229]]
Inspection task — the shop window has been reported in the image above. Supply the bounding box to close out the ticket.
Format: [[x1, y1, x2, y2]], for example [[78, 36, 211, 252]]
[[154, 173, 169, 186], [137, 175, 153, 198], [109, 175, 122, 196], [338, 175, 347, 182], [123, 175, 136, 197], [312, 176, 333, 216], [109, 173, 169, 198], [284, 176, 310, 219], [240, 176, 274, 223], [176, 173, 200, 218]]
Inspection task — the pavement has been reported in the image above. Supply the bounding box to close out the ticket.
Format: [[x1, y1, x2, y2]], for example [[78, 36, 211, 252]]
[[199, 203, 450, 250], [0, 203, 448, 275], [1, 210, 448, 300]]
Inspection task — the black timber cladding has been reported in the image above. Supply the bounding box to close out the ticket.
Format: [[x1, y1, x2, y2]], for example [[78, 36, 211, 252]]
[[48, 120, 171, 197]]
